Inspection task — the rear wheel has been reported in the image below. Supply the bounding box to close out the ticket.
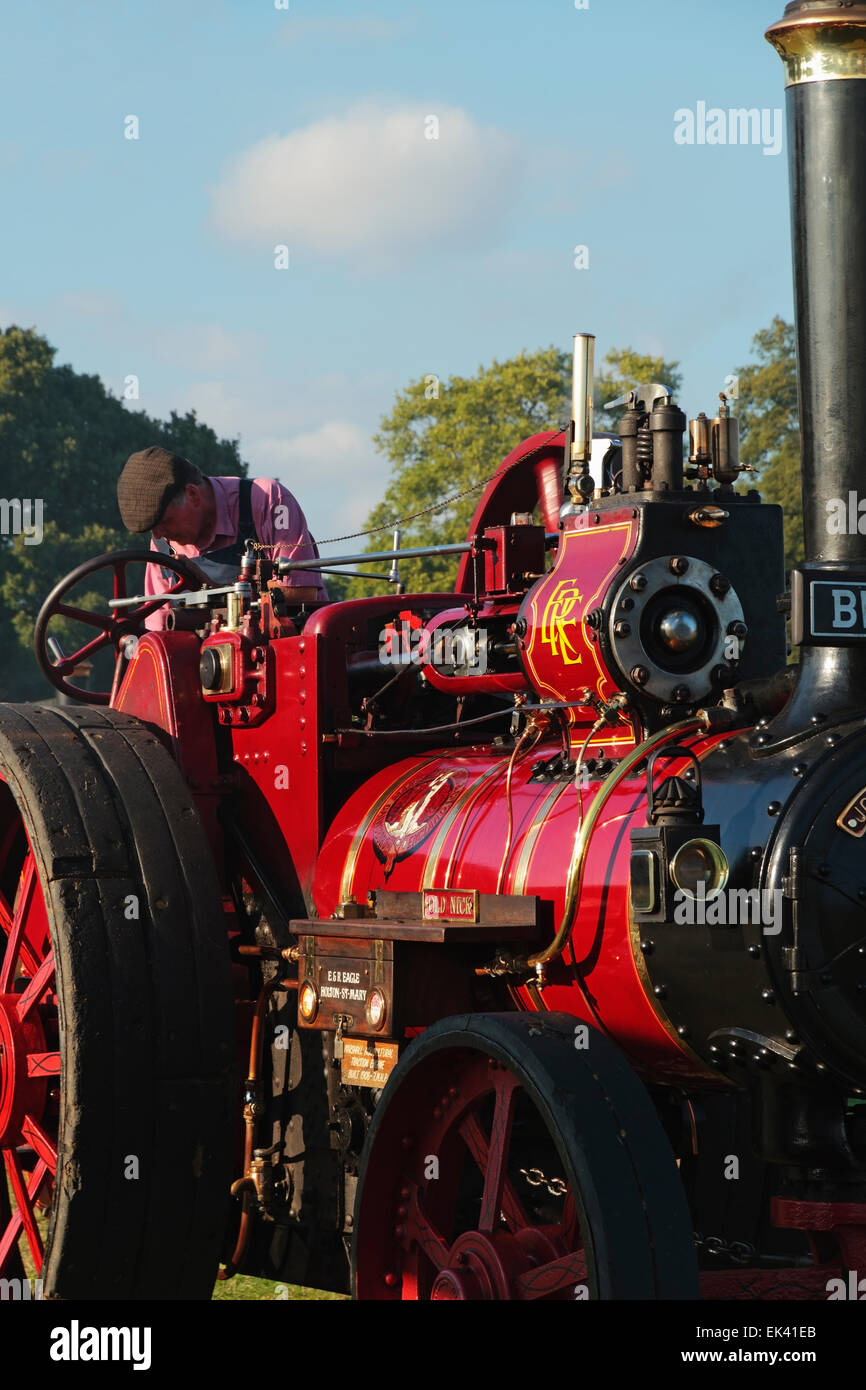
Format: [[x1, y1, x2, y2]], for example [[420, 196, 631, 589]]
[[0, 703, 235, 1299], [352, 1013, 698, 1300]]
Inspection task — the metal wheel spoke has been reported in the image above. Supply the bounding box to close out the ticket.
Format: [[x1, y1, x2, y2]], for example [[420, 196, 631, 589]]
[[21, 1115, 58, 1172], [478, 1069, 520, 1234], [459, 1111, 529, 1233], [515, 1248, 588, 1301], [55, 602, 110, 630], [0, 853, 36, 991], [58, 630, 114, 668], [112, 562, 128, 601], [404, 1183, 450, 1272], [3, 1149, 44, 1266], [16, 949, 55, 1021], [560, 1192, 580, 1246]]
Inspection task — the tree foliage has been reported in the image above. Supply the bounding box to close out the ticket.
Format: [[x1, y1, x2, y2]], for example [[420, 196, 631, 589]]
[[0, 325, 245, 700], [348, 345, 682, 595], [733, 316, 801, 567]]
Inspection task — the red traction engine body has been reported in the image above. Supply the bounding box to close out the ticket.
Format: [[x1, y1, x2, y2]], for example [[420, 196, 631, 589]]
[[3, 0, 866, 1304]]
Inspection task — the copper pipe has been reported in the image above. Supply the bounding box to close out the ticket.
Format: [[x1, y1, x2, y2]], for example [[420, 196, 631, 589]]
[[218, 972, 283, 1280], [236, 944, 299, 962]]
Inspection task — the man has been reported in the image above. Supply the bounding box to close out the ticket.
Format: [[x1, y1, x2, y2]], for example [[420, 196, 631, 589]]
[[116, 447, 328, 625]]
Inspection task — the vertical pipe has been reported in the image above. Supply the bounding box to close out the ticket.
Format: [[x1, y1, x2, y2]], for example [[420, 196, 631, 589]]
[[766, 2, 866, 730], [767, 2, 866, 565], [571, 333, 595, 468]]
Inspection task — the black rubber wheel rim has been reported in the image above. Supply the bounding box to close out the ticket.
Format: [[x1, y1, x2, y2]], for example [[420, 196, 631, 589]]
[[0, 703, 235, 1299]]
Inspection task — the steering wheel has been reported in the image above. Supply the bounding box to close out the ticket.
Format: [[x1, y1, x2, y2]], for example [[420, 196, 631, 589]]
[[33, 549, 209, 705]]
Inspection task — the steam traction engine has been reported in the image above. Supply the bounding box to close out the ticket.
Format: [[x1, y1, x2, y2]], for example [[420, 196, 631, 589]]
[[3, 0, 866, 1302]]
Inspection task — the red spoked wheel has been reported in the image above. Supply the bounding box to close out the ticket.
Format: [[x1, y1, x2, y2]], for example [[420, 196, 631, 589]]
[[352, 1013, 698, 1301], [0, 811, 57, 1281], [0, 703, 236, 1299]]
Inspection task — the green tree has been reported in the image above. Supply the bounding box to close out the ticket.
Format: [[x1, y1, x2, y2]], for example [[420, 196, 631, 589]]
[[733, 316, 801, 567], [0, 325, 245, 700], [349, 344, 681, 594]]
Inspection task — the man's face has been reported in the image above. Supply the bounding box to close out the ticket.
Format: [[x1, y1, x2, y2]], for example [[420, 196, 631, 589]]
[[152, 483, 207, 545]]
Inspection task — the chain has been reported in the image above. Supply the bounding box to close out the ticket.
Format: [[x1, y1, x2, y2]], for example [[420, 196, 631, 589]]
[[519, 1166, 568, 1198], [237, 490, 508, 554], [315, 432, 566, 547], [693, 1232, 757, 1266]]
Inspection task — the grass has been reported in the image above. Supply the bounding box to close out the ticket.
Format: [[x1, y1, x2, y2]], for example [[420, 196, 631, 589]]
[[212, 1274, 345, 1300], [15, 1202, 345, 1300]]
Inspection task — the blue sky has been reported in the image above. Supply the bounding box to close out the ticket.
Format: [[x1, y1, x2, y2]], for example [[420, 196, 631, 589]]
[[0, 0, 793, 544]]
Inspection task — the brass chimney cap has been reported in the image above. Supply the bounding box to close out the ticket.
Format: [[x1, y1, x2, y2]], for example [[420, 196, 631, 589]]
[[767, 3, 866, 86]]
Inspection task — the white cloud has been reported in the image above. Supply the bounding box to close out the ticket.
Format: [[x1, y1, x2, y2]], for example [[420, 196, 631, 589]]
[[258, 420, 386, 539], [158, 374, 391, 542], [210, 103, 522, 260], [147, 322, 266, 371]]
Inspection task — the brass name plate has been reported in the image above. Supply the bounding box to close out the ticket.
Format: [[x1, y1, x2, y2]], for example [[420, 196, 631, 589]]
[[837, 787, 866, 838], [341, 1038, 398, 1089]]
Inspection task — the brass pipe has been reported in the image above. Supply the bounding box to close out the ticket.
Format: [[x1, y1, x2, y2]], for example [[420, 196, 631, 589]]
[[218, 972, 284, 1280], [571, 333, 595, 468], [526, 715, 710, 976]]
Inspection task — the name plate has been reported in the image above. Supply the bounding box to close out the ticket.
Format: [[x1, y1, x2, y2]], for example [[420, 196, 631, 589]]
[[791, 570, 866, 644], [422, 889, 479, 922], [838, 787, 866, 838], [341, 1038, 398, 1088]]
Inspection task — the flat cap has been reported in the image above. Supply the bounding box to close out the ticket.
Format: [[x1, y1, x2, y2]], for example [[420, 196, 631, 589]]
[[117, 447, 196, 532]]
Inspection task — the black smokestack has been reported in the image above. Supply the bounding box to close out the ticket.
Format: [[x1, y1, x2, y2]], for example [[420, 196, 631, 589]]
[[766, 1, 866, 734]]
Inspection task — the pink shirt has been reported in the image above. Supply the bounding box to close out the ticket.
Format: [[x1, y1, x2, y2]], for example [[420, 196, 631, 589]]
[[144, 475, 328, 627]]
